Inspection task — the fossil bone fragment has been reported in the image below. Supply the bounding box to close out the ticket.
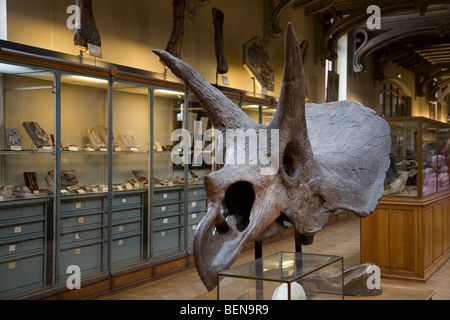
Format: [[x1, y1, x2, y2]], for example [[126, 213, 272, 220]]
[[344, 263, 383, 296], [212, 8, 228, 74], [153, 23, 391, 291], [165, 0, 187, 60], [73, 0, 102, 55]]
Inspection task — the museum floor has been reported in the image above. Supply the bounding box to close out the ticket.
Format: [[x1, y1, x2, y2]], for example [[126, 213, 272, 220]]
[[95, 217, 450, 300]]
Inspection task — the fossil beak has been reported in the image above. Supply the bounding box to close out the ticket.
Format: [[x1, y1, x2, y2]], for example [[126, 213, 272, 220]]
[[193, 172, 286, 291]]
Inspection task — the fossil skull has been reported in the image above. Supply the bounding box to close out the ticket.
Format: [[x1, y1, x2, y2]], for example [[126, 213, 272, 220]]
[[153, 23, 391, 291]]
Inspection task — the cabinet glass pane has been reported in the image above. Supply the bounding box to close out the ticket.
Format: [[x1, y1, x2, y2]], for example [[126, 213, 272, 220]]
[[242, 103, 260, 123], [60, 74, 110, 193], [112, 82, 150, 190], [261, 106, 276, 125], [153, 89, 186, 187], [187, 95, 213, 184], [439, 128, 450, 193], [422, 122, 449, 195], [385, 121, 419, 196], [1, 70, 55, 198]]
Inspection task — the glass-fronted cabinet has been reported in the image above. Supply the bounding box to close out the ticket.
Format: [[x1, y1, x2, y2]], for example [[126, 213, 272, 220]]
[[151, 88, 186, 259], [58, 73, 111, 286], [0, 49, 280, 299], [111, 81, 150, 270], [0, 64, 55, 298], [384, 117, 450, 197]]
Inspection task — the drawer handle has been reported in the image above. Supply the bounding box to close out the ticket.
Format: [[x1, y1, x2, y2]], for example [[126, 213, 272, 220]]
[[122, 198, 127, 203], [161, 231, 166, 237], [74, 248, 83, 255], [118, 225, 124, 232], [78, 217, 85, 224], [118, 239, 126, 246]]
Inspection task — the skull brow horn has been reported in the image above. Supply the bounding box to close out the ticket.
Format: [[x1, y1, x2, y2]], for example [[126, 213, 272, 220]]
[[153, 49, 259, 131], [268, 22, 314, 171]]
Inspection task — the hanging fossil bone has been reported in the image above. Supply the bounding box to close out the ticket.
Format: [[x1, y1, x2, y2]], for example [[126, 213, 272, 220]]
[[165, 0, 187, 60], [73, 0, 102, 56], [212, 8, 229, 74], [153, 22, 391, 291]]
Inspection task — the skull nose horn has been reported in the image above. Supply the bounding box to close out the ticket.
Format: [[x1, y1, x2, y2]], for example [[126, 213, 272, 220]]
[[153, 49, 259, 131]]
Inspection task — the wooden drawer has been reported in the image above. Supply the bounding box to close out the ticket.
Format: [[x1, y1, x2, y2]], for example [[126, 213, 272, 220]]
[[112, 235, 142, 268], [0, 204, 45, 222], [59, 243, 105, 282], [61, 198, 103, 214], [153, 228, 181, 257], [60, 228, 103, 246], [0, 220, 44, 240], [153, 203, 180, 216], [0, 237, 44, 257], [112, 208, 142, 223], [153, 190, 180, 203], [154, 215, 180, 230], [0, 254, 44, 298], [111, 194, 142, 209], [60, 213, 103, 230], [112, 221, 141, 237]]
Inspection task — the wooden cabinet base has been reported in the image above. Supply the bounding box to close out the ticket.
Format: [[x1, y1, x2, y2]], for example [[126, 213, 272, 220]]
[[361, 191, 450, 282]]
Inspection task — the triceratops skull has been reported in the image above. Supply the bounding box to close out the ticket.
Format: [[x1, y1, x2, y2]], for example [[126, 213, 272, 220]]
[[153, 23, 391, 291]]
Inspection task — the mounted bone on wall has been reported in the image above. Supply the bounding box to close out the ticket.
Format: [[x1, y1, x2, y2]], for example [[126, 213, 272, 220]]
[[153, 23, 391, 291], [212, 8, 228, 75], [73, 0, 102, 58]]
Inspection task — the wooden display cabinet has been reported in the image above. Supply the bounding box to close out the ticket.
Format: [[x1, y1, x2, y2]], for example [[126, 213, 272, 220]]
[[361, 117, 450, 282]]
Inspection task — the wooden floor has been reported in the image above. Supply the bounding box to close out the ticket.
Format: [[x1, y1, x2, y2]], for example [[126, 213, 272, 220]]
[[95, 217, 450, 300]]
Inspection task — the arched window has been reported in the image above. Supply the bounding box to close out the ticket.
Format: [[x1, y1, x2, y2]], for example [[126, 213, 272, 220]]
[[380, 80, 411, 117]]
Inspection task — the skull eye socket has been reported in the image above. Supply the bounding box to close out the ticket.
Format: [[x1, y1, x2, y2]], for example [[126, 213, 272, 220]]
[[224, 181, 255, 232]]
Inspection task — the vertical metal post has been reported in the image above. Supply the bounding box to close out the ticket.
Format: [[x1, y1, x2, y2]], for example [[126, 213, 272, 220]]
[[106, 78, 113, 275], [183, 90, 189, 254], [53, 71, 62, 287], [149, 87, 154, 260]]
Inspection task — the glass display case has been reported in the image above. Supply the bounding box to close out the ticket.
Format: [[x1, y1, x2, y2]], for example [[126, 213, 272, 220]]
[[384, 117, 450, 197], [151, 88, 186, 259], [0, 65, 55, 298], [0, 50, 281, 299], [218, 252, 343, 300]]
